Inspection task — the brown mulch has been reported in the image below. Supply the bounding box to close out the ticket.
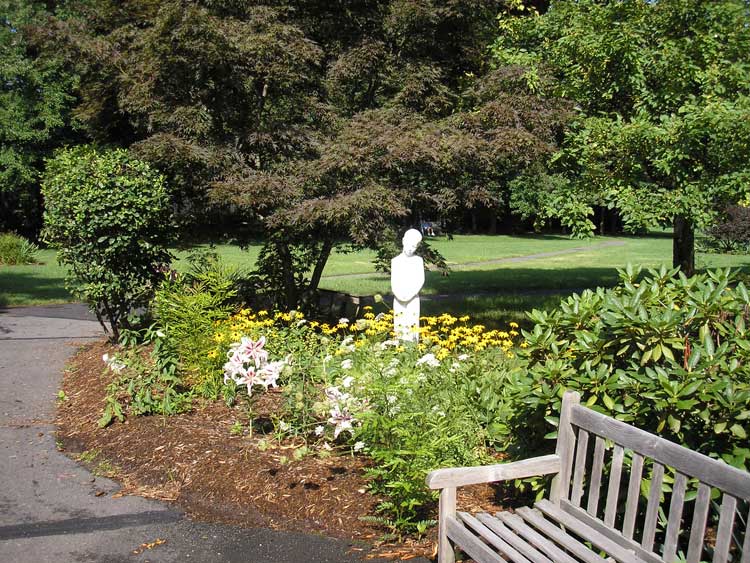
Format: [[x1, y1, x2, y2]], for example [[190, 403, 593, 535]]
[[56, 341, 511, 561]]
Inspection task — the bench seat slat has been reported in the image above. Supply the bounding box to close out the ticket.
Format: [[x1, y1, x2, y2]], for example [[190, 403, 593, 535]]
[[535, 500, 647, 563], [559, 500, 664, 563], [570, 405, 750, 500], [515, 506, 611, 563], [476, 513, 554, 563], [496, 511, 579, 563], [457, 512, 531, 563], [446, 515, 505, 563]]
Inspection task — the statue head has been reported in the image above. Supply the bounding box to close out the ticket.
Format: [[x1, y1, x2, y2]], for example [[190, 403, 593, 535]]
[[402, 228, 422, 257]]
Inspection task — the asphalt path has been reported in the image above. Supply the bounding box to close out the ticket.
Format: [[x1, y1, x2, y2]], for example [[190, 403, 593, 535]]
[[0, 304, 423, 563]]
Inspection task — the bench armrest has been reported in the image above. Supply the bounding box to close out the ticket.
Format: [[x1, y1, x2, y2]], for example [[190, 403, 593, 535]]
[[426, 454, 561, 489]]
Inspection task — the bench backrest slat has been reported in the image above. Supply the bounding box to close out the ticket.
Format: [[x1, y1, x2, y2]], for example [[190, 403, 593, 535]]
[[641, 461, 664, 551], [570, 428, 589, 506], [622, 452, 644, 541], [685, 483, 711, 563], [551, 390, 578, 503], [603, 444, 624, 527], [587, 435, 606, 516], [662, 471, 687, 562], [713, 494, 737, 563], [569, 403, 750, 500], [742, 505, 750, 563]]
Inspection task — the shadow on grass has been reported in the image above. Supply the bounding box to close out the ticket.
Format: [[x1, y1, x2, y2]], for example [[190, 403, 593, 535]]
[[0, 270, 73, 305], [425, 266, 622, 294], [424, 260, 750, 295]]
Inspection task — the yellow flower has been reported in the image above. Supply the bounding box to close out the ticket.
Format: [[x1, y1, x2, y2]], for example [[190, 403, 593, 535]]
[[509, 321, 519, 329]]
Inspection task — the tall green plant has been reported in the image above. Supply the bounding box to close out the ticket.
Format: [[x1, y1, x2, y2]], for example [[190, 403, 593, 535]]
[[510, 266, 750, 470], [42, 146, 173, 340]]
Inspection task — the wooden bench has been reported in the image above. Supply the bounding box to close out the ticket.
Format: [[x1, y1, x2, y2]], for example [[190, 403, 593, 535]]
[[426, 391, 750, 563]]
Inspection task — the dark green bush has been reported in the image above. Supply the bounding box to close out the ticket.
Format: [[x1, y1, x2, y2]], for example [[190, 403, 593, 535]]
[[41, 147, 173, 340], [702, 205, 750, 253], [0, 232, 38, 265], [509, 266, 750, 470]]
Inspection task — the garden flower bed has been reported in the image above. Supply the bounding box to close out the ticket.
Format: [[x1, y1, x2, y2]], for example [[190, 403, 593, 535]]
[[56, 265, 750, 558]]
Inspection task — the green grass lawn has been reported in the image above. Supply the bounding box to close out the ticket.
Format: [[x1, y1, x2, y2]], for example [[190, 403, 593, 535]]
[[3, 235, 749, 315]]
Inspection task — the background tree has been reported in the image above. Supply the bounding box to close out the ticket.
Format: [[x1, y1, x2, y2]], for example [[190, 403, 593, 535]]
[[493, 0, 750, 274], [0, 1, 78, 237]]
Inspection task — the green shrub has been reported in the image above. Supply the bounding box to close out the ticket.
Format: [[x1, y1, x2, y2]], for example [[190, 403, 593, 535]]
[[41, 147, 173, 340], [99, 326, 192, 427], [150, 251, 241, 395], [0, 232, 39, 265], [702, 205, 750, 253], [511, 266, 750, 470]]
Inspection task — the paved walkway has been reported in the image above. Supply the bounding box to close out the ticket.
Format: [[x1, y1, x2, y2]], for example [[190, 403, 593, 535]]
[[0, 305, 417, 563]]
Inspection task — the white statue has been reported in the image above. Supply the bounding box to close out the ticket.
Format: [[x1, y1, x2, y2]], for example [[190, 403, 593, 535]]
[[391, 229, 425, 342]]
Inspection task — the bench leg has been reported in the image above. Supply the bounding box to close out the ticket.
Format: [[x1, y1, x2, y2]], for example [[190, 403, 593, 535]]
[[438, 487, 456, 563]]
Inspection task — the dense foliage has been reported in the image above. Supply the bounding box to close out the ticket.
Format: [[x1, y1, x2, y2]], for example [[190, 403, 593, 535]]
[[41, 147, 172, 340], [33, 0, 581, 309], [512, 267, 750, 471], [493, 0, 750, 272], [0, 1, 78, 236], [704, 205, 750, 253]]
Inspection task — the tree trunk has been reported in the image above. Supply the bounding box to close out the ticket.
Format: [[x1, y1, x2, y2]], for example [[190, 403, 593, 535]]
[[276, 242, 298, 310], [489, 212, 497, 234], [673, 215, 695, 276], [308, 239, 334, 294]]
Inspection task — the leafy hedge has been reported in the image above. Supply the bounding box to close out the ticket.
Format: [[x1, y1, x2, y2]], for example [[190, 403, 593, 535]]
[[42, 147, 173, 340], [508, 266, 750, 471]]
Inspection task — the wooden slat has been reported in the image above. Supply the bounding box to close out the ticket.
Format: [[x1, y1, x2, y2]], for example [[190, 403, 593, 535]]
[[496, 511, 579, 563], [458, 512, 530, 563], [427, 455, 561, 489], [438, 487, 457, 563], [515, 506, 611, 563], [686, 483, 711, 563], [587, 436, 606, 517], [712, 494, 737, 563], [476, 513, 554, 563], [570, 405, 750, 500], [571, 428, 590, 507], [662, 472, 687, 563], [560, 500, 664, 563], [535, 499, 647, 563], [741, 503, 750, 563], [623, 453, 644, 540], [551, 391, 580, 503], [446, 516, 505, 563], [604, 445, 625, 527], [641, 462, 664, 552]]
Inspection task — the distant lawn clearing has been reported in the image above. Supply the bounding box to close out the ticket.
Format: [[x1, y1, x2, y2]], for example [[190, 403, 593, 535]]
[[2, 234, 748, 310]]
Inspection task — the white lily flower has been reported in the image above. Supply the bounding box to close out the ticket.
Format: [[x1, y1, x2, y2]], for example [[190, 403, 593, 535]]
[[416, 353, 440, 367]]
